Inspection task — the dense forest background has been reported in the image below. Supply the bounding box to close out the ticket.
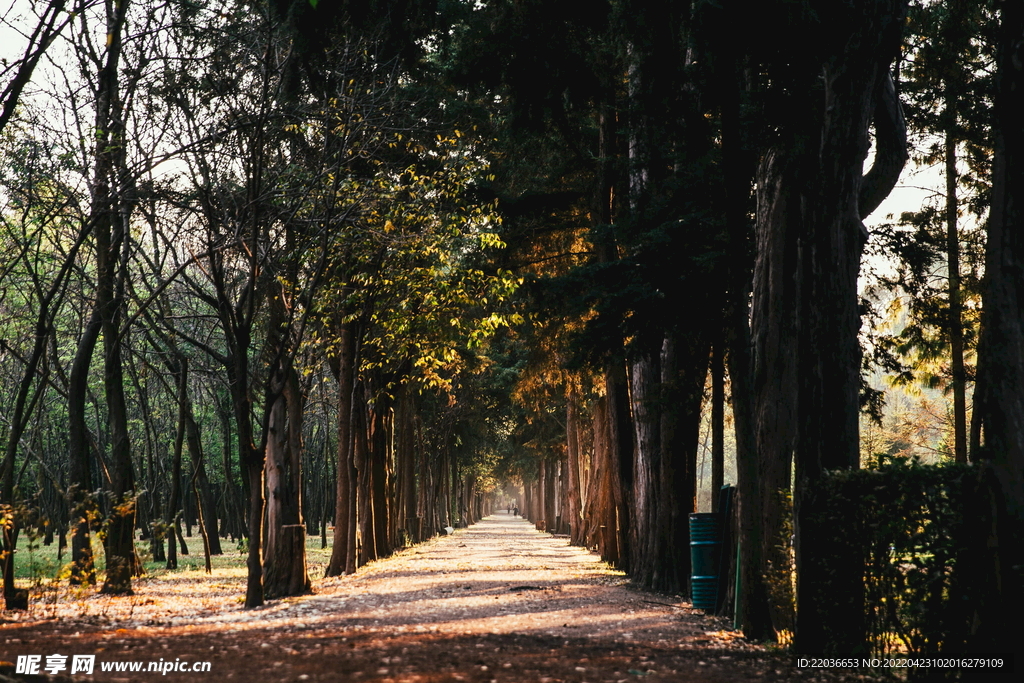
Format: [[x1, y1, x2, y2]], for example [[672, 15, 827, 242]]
[[1, 0, 1021, 661]]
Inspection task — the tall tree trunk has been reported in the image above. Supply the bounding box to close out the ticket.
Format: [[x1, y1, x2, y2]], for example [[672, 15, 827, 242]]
[[327, 323, 356, 576], [592, 397, 618, 564], [183, 411, 222, 555], [566, 387, 584, 544], [242, 444, 264, 606], [751, 147, 801, 639], [945, 123, 968, 463], [398, 386, 418, 544], [192, 479, 212, 574], [630, 343, 662, 587], [412, 415, 424, 540], [605, 362, 633, 573], [438, 446, 450, 529], [711, 342, 725, 511], [65, 17, 106, 589], [95, 0, 136, 596], [544, 460, 556, 530], [224, 333, 263, 607], [166, 360, 188, 571], [970, 0, 1024, 658], [421, 434, 438, 536], [714, 21, 762, 641], [2, 288, 53, 603], [582, 404, 604, 549], [263, 363, 310, 597], [219, 399, 245, 542], [369, 393, 390, 558], [591, 86, 628, 567], [537, 459, 547, 528], [792, 2, 908, 654], [355, 381, 374, 563], [662, 334, 708, 595]]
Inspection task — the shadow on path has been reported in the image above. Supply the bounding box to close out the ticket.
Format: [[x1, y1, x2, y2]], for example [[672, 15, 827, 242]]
[[0, 511, 856, 682]]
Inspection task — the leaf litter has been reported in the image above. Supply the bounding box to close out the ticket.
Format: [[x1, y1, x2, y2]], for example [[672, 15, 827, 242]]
[[1, 514, 869, 682]]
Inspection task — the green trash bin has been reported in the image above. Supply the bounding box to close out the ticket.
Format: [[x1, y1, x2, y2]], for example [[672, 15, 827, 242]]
[[689, 512, 721, 610]]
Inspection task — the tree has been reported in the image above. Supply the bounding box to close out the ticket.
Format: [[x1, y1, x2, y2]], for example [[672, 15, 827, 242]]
[[0, 0, 76, 136], [970, 0, 1024, 658], [319, 133, 517, 572], [0, 125, 93, 603], [718, 0, 911, 646], [771, 1, 909, 653], [864, 0, 995, 464], [51, 0, 152, 595]]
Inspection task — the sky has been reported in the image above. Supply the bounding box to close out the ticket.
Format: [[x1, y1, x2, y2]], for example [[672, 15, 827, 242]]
[[1, 0, 51, 62]]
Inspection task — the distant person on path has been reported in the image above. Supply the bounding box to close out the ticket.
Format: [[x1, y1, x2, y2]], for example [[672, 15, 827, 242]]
[[513, 506, 519, 517]]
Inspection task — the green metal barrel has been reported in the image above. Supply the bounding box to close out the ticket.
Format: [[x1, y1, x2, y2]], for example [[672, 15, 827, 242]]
[[689, 512, 721, 610]]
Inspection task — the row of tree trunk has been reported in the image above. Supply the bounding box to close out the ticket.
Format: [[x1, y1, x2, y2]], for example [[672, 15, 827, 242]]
[[325, 325, 493, 579], [499, 0, 910, 651], [527, 0, 1021, 658]]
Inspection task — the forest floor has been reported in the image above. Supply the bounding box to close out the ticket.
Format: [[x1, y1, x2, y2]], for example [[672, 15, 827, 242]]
[[0, 512, 874, 683]]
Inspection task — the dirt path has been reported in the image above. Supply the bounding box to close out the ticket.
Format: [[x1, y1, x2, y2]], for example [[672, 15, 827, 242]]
[[1, 513, 836, 682]]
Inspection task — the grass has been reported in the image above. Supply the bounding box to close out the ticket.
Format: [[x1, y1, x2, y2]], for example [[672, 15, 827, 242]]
[[12, 531, 334, 585]]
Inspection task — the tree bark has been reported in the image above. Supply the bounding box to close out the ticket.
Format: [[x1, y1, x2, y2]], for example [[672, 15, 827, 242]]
[[397, 384, 417, 544], [792, 2, 908, 654], [711, 342, 724, 512], [945, 125, 968, 463], [327, 323, 357, 576], [224, 328, 263, 607], [970, 0, 1024, 658], [183, 408, 222, 555], [263, 352, 310, 597], [544, 459, 556, 530], [656, 333, 707, 595], [629, 343, 662, 587], [592, 397, 618, 564], [2, 284, 53, 602], [355, 381, 375, 563], [566, 387, 584, 544], [94, 0, 136, 596], [166, 361, 188, 571], [751, 147, 801, 640], [584, 399, 608, 551], [604, 361, 633, 573], [716, 36, 763, 641], [369, 391, 391, 558], [537, 458, 547, 529], [735, 0, 909, 649]]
